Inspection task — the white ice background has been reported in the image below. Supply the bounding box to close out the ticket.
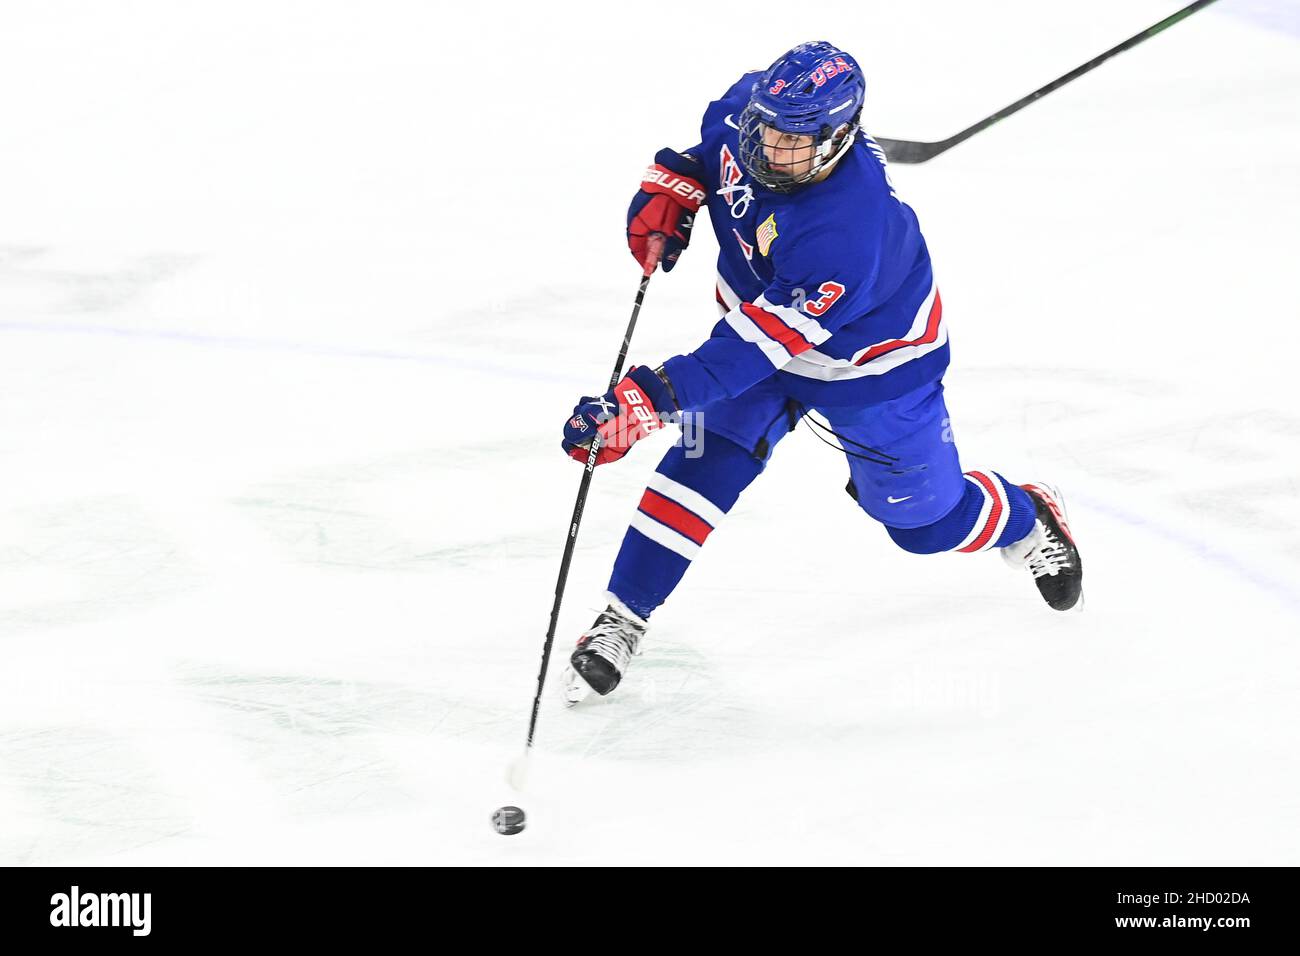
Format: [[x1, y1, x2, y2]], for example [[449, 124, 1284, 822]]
[[1, 0, 1298, 865]]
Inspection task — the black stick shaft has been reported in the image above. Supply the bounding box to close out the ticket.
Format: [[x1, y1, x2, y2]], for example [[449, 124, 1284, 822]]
[[876, 0, 1220, 164], [522, 244, 660, 754]]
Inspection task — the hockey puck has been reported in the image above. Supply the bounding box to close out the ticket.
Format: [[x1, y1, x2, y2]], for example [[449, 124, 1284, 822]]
[[491, 805, 526, 836]]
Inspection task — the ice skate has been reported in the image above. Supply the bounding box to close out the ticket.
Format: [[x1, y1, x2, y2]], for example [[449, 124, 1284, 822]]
[[1001, 482, 1084, 611], [562, 599, 647, 706]]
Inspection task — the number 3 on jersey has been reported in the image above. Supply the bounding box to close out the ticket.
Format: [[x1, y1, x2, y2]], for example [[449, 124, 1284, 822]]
[[804, 281, 846, 316]]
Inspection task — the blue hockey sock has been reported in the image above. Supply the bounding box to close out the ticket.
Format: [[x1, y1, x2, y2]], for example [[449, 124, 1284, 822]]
[[607, 435, 761, 619], [885, 470, 1036, 555]]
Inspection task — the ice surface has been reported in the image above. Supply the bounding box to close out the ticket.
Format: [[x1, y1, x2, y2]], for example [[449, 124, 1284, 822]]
[[1, 0, 1298, 865]]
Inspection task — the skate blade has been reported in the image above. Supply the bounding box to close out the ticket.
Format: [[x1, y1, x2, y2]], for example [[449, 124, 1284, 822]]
[[562, 666, 594, 708]]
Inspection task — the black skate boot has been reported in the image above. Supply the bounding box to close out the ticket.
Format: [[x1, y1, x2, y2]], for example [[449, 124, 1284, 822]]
[[563, 600, 647, 706], [1001, 482, 1083, 611]]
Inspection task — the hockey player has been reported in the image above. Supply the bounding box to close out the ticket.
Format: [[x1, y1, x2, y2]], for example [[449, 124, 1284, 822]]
[[559, 41, 1082, 704]]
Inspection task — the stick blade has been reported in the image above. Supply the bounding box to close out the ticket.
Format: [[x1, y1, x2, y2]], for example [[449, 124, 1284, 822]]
[[874, 137, 948, 165], [507, 752, 530, 792]]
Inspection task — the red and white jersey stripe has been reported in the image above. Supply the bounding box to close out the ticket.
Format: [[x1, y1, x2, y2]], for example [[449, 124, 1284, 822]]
[[715, 274, 947, 381], [716, 274, 833, 369], [782, 281, 947, 381], [629, 472, 727, 561], [954, 470, 1011, 553]]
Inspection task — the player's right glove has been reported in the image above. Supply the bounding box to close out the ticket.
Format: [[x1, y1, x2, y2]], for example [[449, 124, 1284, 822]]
[[562, 365, 677, 466], [627, 149, 706, 273]]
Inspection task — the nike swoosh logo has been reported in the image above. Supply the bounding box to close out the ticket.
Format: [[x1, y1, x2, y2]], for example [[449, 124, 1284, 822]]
[[887, 495, 913, 504], [724, 113, 739, 130]]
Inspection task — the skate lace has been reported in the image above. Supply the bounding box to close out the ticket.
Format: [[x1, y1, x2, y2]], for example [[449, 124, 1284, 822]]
[[582, 615, 641, 671], [1025, 528, 1070, 579]]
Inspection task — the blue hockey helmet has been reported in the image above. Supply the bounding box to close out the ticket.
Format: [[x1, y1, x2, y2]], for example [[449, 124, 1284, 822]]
[[738, 41, 866, 193]]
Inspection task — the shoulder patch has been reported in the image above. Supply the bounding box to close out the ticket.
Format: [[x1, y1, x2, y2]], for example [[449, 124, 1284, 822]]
[[756, 213, 779, 257]]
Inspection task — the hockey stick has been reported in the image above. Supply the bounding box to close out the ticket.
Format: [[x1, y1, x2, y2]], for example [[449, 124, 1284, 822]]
[[875, 0, 1220, 164], [508, 235, 665, 791]]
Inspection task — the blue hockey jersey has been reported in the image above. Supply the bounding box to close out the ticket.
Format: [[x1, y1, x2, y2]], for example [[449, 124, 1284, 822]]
[[660, 73, 950, 412]]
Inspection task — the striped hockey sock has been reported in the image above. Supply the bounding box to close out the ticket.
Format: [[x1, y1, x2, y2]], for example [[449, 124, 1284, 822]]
[[607, 435, 762, 619], [886, 470, 1036, 555]]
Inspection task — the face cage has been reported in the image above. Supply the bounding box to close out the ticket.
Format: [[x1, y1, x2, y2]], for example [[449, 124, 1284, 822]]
[[737, 105, 856, 194]]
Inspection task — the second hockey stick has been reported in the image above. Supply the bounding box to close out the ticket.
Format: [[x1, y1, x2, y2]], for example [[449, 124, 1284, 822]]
[[876, 0, 1220, 164]]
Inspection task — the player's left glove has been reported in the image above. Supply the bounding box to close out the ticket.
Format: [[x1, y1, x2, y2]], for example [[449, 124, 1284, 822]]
[[627, 149, 706, 273], [562, 366, 677, 466]]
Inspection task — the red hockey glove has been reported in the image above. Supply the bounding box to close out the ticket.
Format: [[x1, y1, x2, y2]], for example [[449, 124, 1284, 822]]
[[562, 366, 677, 466], [627, 149, 706, 273]]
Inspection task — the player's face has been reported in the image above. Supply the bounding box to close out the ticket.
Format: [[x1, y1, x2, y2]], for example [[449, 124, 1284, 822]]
[[761, 125, 816, 180]]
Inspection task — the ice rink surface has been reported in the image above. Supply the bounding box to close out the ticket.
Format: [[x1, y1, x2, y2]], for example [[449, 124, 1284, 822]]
[[1, 0, 1298, 865]]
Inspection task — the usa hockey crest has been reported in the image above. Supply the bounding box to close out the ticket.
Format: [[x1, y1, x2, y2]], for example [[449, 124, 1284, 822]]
[[718, 143, 752, 218], [719, 143, 742, 197]]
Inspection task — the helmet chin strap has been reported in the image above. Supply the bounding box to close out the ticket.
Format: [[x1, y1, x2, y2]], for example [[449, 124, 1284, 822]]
[[809, 123, 858, 180]]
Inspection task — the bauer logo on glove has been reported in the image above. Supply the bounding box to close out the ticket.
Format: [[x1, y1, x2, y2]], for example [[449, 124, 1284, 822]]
[[641, 166, 707, 205], [561, 366, 678, 466]]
